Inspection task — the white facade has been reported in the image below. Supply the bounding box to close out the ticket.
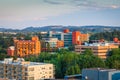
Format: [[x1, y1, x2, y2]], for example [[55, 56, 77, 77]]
[[0, 58, 54, 80]]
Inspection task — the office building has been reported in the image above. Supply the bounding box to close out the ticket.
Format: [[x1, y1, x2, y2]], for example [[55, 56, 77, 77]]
[[14, 36, 41, 57], [47, 29, 89, 47], [82, 68, 120, 80], [0, 58, 54, 80], [75, 43, 119, 59]]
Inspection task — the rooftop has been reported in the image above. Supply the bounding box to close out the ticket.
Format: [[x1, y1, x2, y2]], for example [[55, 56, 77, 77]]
[[83, 68, 119, 72], [0, 58, 51, 67], [84, 42, 109, 46]]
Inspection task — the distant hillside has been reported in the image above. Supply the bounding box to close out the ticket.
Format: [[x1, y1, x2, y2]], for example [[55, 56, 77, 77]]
[[0, 25, 120, 33], [21, 25, 120, 33], [0, 28, 19, 32]]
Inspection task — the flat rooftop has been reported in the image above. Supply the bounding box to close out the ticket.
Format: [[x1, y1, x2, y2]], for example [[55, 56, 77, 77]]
[[83, 68, 119, 72], [0, 58, 51, 67]]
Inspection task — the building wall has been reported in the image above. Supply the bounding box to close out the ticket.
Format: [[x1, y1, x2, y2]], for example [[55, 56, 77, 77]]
[[7, 46, 15, 56], [99, 71, 108, 80], [14, 36, 41, 57], [51, 33, 72, 47], [82, 69, 99, 80], [42, 38, 64, 48], [82, 68, 120, 80], [110, 71, 120, 80], [72, 31, 89, 45], [57, 40, 64, 47], [47, 30, 89, 47], [64, 33, 72, 47], [75, 44, 118, 59], [0, 59, 54, 80]]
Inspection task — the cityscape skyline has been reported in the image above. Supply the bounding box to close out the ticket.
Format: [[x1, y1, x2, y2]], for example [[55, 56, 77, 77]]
[[0, 0, 120, 29]]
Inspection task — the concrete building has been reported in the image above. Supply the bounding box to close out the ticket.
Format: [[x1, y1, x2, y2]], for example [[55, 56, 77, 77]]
[[82, 68, 120, 80], [0, 58, 54, 80], [75, 43, 119, 59], [14, 36, 41, 57]]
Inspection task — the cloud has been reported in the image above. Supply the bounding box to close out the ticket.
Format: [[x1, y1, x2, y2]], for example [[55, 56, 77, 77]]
[[43, 0, 63, 5], [72, 0, 120, 9], [33, 17, 47, 21], [74, 0, 99, 8], [110, 5, 119, 9]]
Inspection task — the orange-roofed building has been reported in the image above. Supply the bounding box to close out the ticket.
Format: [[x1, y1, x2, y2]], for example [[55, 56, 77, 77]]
[[14, 36, 41, 57], [63, 29, 70, 33], [72, 31, 89, 45], [113, 37, 119, 43]]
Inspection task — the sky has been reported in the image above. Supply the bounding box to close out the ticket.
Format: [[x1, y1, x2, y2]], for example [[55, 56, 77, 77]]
[[0, 0, 120, 29]]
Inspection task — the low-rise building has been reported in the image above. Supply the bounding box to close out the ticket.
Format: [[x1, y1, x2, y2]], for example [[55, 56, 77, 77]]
[[0, 58, 54, 80], [82, 68, 120, 80], [75, 43, 119, 59]]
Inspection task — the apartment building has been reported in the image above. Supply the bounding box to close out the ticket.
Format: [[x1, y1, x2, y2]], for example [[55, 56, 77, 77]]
[[13, 36, 41, 57], [75, 43, 119, 59], [0, 58, 54, 80]]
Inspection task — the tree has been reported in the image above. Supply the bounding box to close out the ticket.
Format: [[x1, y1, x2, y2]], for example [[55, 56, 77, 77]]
[[106, 55, 120, 69], [108, 48, 120, 56], [83, 49, 93, 55], [68, 44, 75, 51], [90, 30, 120, 41], [78, 55, 105, 69], [65, 64, 80, 75]]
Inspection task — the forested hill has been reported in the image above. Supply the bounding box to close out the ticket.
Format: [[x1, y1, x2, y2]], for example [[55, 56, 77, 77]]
[[90, 30, 120, 41], [0, 25, 120, 33]]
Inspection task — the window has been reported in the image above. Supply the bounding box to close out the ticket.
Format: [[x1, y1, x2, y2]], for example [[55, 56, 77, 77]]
[[49, 76, 52, 78], [29, 77, 34, 80], [42, 67, 45, 70], [29, 68, 34, 71], [49, 67, 52, 69], [49, 71, 51, 74]]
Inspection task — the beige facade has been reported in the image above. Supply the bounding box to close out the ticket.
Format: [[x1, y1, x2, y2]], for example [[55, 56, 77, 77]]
[[0, 58, 54, 80], [75, 43, 119, 59]]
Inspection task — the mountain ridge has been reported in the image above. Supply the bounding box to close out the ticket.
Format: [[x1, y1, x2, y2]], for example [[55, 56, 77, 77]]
[[0, 25, 120, 33]]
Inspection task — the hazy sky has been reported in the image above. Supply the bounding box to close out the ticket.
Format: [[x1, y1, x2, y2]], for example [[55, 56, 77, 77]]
[[0, 0, 120, 29]]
